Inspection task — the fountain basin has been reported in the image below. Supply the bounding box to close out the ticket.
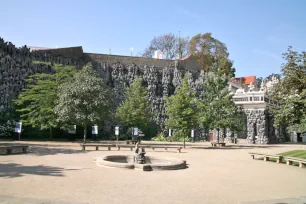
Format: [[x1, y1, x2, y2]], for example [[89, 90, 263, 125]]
[[95, 155, 186, 171]]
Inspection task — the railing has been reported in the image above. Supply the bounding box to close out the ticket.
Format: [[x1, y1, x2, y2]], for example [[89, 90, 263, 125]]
[[233, 92, 266, 104], [232, 92, 279, 107], [233, 97, 249, 102]]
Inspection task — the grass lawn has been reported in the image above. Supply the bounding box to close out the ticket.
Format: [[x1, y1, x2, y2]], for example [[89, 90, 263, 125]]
[[267, 150, 306, 165], [278, 150, 306, 159]]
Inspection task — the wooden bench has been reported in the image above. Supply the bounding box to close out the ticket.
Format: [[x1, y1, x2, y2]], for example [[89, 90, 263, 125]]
[[285, 157, 306, 168], [211, 142, 226, 147], [0, 145, 29, 154], [116, 145, 183, 153], [80, 144, 115, 151], [249, 152, 283, 163], [148, 145, 183, 153]]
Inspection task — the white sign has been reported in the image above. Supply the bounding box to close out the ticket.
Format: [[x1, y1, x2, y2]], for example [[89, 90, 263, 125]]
[[14, 122, 22, 133], [133, 127, 138, 136], [169, 129, 172, 137], [68, 125, 76, 134], [115, 126, 119, 136], [92, 125, 98, 135], [191, 129, 194, 138]]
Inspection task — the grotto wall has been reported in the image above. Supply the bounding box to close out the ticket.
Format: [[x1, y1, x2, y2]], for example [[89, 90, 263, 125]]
[[0, 38, 205, 131], [0, 37, 284, 143], [90, 56, 205, 128], [0, 37, 88, 112]]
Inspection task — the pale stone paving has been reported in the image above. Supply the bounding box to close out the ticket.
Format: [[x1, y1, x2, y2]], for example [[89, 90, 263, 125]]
[[0, 141, 306, 204]]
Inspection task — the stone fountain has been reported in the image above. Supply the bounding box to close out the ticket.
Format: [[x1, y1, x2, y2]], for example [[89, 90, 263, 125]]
[[134, 142, 146, 164], [95, 142, 186, 171]]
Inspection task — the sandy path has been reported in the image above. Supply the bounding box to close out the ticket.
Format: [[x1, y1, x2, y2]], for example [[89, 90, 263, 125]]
[[0, 141, 305, 204]]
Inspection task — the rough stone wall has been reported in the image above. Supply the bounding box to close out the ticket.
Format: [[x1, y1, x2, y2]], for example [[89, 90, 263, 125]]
[[0, 38, 283, 142], [225, 128, 233, 143], [0, 38, 86, 113], [244, 109, 269, 144], [0, 38, 57, 112], [225, 107, 284, 144], [0, 38, 205, 131], [94, 61, 204, 128]]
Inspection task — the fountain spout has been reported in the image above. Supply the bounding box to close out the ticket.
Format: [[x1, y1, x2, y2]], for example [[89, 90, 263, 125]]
[[134, 142, 146, 164]]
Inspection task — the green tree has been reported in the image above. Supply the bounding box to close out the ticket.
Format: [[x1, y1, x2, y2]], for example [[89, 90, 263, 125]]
[[271, 46, 306, 132], [54, 63, 112, 143], [14, 63, 76, 139], [116, 78, 152, 131], [199, 73, 243, 142], [265, 73, 281, 81], [165, 76, 198, 148], [256, 77, 263, 88], [189, 33, 235, 77]]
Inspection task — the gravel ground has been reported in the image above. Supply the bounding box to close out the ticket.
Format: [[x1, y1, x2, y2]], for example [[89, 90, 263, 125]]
[[0, 141, 306, 204]]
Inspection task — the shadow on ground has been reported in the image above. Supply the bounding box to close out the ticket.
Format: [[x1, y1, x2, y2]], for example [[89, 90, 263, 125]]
[[0, 145, 87, 156], [0, 163, 73, 178], [29, 146, 86, 156]]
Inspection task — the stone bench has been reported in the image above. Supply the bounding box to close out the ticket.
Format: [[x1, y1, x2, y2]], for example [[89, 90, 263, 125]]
[[211, 142, 226, 147], [148, 145, 183, 153], [285, 157, 306, 168], [0, 145, 29, 154], [249, 152, 283, 163], [80, 144, 115, 151]]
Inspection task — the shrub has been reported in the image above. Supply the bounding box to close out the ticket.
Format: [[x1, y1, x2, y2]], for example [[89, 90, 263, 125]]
[[151, 131, 191, 142], [0, 120, 15, 137], [151, 132, 167, 141]]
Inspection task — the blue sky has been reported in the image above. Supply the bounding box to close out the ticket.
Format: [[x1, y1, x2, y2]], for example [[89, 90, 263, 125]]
[[1, 0, 305, 78]]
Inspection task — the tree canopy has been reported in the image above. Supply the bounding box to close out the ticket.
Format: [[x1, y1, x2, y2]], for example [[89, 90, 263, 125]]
[[189, 33, 235, 77], [54, 63, 112, 142], [271, 46, 306, 132], [199, 73, 243, 141], [14, 63, 76, 139], [116, 78, 152, 130], [165, 76, 198, 147]]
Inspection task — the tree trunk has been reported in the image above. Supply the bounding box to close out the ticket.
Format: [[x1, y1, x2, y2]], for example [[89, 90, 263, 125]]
[[83, 124, 87, 143], [183, 136, 186, 149], [217, 128, 220, 143], [49, 127, 53, 140]]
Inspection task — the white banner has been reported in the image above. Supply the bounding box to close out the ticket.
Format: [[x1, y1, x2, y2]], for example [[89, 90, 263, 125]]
[[92, 125, 98, 135], [115, 126, 119, 136], [133, 127, 138, 136], [14, 122, 22, 133], [191, 129, 194, 138], [68, 125, 76, 134]]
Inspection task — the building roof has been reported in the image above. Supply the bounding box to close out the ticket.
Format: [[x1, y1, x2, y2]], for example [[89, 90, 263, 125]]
[[234, 76, 256, 85]]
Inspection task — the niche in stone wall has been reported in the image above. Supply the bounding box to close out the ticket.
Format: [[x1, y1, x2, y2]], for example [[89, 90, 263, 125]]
[[253, 121, 258, 139]]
